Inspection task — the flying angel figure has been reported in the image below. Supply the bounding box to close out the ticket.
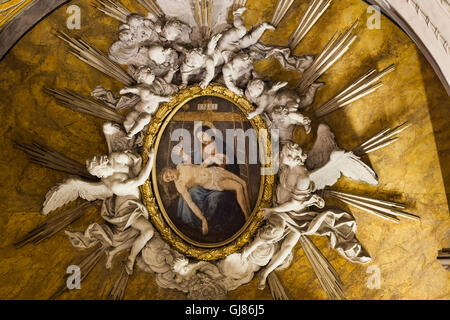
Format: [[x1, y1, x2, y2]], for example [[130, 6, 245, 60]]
[[247, 123, 377, 289], [41, 122, 156, 275]]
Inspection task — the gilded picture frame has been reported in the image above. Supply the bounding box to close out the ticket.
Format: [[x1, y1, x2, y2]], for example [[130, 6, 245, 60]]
[[141, 83, 275, 261]]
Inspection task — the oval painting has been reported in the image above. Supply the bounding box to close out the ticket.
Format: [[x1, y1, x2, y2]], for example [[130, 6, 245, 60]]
[[152, 93, 264, 247]]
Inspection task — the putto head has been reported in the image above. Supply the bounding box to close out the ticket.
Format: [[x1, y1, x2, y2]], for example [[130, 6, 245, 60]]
[[185, 49, 204, 68], [148, 45, 171, 64], [86, 155, 114, 178], [281, 142, 307, 166], [161, 19, 191, 42], [136, 67, 155, 85], [246, 79, 265, 98]]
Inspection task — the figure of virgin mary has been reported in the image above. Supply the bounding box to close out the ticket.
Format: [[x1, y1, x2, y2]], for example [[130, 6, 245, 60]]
[[173, 123, 247, 243]]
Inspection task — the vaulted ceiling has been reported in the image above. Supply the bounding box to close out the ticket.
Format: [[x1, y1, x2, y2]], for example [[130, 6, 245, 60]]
[[0, 0, 448, 299]]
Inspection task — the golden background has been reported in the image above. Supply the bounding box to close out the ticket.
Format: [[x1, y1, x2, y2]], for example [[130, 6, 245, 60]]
[[0, 0, 449, 299]]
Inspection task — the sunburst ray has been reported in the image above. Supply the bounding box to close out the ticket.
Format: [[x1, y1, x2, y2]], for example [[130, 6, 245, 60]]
[[289, 0, 332, 50], [314, 65, 395, 117], [298, 20, 359, 93]]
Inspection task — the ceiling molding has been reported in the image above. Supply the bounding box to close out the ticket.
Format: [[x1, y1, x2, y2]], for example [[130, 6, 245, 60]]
[[0, 0, 70, 61], [365, 0, 450, 96]]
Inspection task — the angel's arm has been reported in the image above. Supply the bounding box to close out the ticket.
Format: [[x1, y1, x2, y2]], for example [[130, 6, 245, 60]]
[[232, 7, 246, 29], [164, 69, 176, 84], [118, 149, 154, 189], [268, 81, 288, 94], [120, 87, 140, 95], [103, 122, 118, 153], [180, 65, 191, 87], [207, 34, 222, 56], [288, 112, 309, 125], [289, 112, 311, 133], [124, 151, 142, 177]]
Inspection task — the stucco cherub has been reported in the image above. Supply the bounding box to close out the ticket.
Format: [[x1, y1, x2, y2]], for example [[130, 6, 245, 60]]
[[212, 7, 274, 66], [245, 79, 324, 119], [41, 145, 156, 275], [119, 67, 178, 138], [147, 45, 180, 84], [245, 129, 377, 288], [179, 47, 216, 89]]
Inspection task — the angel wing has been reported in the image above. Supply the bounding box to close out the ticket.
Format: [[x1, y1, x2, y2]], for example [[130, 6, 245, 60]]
[[42, 178, 113, 215], [306, 123, 339, 170], [309, 150, 379, 191]]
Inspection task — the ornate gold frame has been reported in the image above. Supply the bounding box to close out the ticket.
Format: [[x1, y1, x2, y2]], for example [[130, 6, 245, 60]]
[[141, 83, 275, 261]]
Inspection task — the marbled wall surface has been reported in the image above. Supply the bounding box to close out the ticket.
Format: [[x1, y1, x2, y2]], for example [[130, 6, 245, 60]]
[[0, 0, 448, 299]]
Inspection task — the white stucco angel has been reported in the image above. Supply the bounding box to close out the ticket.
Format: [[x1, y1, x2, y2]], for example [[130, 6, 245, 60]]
[[41, 132, 156, 274], [120, 67, 179, 138], [245, 79, 324, 119], [222, 52, 256, 95], [243, 125, 376, 288], [212, 8, 274, 64], [160, 18, 193, 45], [179, 46, 217, 89]]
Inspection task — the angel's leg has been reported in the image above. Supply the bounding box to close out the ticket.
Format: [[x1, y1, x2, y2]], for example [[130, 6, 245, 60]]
[[299, 82, 325, 108], [258, 231, 300, 289], [239, 22, 274, 49], [125, 216, 154, 275], [126, 112, 151, 138], [105, 237, 135, 269], [242, 237, 265, 259]]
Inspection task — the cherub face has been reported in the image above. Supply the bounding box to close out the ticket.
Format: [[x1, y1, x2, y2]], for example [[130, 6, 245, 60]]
[[136, 27, 155, 42], [281, 145, 307, 166], [234, 55, 252, 69], [148, 46, 167, 64], [137, 68, 155, 85], [127, 14, 144, 29], [161, 25, 181, 42], [247, 80, 264, 97], [185, 50, 204, 68], [119, 30, 133, 42], [86, 155, 115, 178]]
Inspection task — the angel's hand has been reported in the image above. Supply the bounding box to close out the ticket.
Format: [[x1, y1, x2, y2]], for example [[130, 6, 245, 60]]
[[199, 81, 209, 89], [261, 22, 275, 31], [247, 111, 258, 120], [232, 88, 244, 96], [310, 194, 325, 208], [273, 81, 288, 91], [103, 122, 118, 135], [120, 87, 133, 95], [233, 7, 246, 16], [210, 33, 222, 45], [262, 207, 274, 220]]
